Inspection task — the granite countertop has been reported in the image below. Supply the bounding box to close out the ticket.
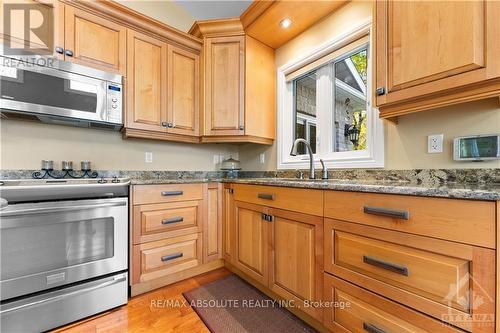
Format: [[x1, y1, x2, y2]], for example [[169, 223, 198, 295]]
[[226, 178, 500, 201], [2, 169, 499, 201], [130, 178, 220, 185], [131, 177, 500, 201]]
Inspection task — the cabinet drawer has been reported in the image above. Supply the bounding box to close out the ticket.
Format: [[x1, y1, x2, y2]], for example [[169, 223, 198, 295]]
[[232, 184, 323, 216], [133, 184, 203, 205], [132, 233, 202, 284], [132, 201, 202, 244], [324, 273, 462, 333], [325, 219, 496, 331], [324, 191, 495, 248]]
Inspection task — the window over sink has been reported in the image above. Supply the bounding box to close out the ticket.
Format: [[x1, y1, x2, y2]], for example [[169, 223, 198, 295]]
[[278, 23, 384, 169]]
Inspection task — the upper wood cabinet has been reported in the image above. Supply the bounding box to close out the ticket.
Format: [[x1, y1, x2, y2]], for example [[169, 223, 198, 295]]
[[126, 29, 167, 134], [124, 29, 200, 143], [167, 44, 200, 137], [64, 5, 126, 75], [375, 0, 500, 120], [190, 19, 276, 145], [204, 36, 245, 137]]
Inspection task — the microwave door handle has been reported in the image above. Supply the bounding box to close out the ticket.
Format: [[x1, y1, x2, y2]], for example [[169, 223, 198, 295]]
[[98, 81, 107, 122]]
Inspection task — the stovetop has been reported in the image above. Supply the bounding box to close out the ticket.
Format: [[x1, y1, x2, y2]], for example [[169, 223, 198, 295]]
[[0, 178, 130, 203]]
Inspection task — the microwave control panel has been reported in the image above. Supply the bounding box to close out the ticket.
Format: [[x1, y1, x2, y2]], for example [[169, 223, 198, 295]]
[[106, 84, 122, 124]]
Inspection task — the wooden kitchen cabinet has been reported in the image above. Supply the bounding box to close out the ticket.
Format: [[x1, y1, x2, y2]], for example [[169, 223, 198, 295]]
[[0, 0, 64, 58], [222, 184, 235, 263], [130, 183, 223, 296], [375, 0, 500, 119], [231, 187, 324, 320], [233, 201, 269, 286], [203, 183, 222, 262], [167, 44, 200, 137], [64, 5, 126, 74], [190, 19, 275, 145], [269, 208, 323, 320], [203, 35, 245, 137], [126, 29, 167, 133], [124, 29, 200, 143]]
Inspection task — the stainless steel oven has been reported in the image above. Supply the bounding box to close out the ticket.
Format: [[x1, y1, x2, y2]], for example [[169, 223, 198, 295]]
[[0, 55, 123, 129], [0, 178, 129, 332]]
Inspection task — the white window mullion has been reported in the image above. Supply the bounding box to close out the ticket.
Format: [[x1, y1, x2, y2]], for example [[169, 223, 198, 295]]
[[316, 64, 332, 160]]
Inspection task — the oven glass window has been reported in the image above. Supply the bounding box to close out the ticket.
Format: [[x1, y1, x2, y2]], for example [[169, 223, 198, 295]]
[[1, 217, 114, 280], [0, 68, 98, 112]]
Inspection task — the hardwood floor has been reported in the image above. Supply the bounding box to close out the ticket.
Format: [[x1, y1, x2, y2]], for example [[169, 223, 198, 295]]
[[53, 268, 232, 333]]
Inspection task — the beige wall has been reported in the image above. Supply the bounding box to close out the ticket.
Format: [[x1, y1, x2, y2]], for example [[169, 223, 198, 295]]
[[239, 1, 500, 171], [118, 0, 194, 32], [0, 120, 238, 171]]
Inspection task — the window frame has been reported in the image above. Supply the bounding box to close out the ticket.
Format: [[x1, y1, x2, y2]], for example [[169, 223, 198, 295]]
[[277, 21, 384, 170]]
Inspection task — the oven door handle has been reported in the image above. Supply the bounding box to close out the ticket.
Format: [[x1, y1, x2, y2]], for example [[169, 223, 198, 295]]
[[0, 274, 126, 315], [0, 201, 126, 217]]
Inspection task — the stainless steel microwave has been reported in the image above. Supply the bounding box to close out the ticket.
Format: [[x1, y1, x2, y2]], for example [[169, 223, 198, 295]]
[[0, 55, 123, 130]]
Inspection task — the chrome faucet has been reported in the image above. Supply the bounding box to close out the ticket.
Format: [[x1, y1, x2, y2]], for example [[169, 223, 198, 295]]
[[290, 138, 316, 179]]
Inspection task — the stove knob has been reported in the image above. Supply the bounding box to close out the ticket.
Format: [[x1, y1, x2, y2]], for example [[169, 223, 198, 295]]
[[98, 177, 108, 184], [112, 177, 120, 183]]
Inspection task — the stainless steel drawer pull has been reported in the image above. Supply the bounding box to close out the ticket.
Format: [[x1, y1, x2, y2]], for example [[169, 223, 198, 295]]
[[161, 252, 183, 262], [363, 256, 409, 276], [161, 191, 183, 196], [162, 217, 184, 224], [363, 323, 386, 333], [257, 193, 274, 200], [363, 206, 409, 220]]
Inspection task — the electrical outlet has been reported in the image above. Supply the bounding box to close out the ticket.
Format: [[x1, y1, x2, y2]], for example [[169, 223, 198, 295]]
[[145, 152, 153, 163], [213, 155, 220, 164], [259, 153, 265, 164], [427, 134, 444, 153]]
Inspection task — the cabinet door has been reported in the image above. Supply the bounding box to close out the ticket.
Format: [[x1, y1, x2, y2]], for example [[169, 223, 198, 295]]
[[269, 209, 323, 320], [64, 6, 126, 74], [204, 183, 222, 262], [167, 45, 199, 137], [0, 0, 63, 58], [234, 201, 268, 285], [204, 36, 245, 136], [126, 29, 167, 133], [222, 185, 235, 263], [375, 0, 500, 107]]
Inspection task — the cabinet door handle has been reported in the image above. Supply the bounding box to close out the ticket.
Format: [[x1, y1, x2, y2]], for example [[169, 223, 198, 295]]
[[162, 216, 183, 224], [363, 323, 386, 333], [161, 252, 183, 262], [161, 122, 168, 127], [55, 46, 64, 54], [258, 193, 274, 200], [363, 256, 409, 276], [363, 206, 409, 220], [161, 191, 183, 196], [64, 49, 74, 57], [375, 87, 386, 96]]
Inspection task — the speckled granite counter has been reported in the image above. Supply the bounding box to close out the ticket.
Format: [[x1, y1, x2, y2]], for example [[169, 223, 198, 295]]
[[226, 178, 500, 201], [2, 169, 499, 201]]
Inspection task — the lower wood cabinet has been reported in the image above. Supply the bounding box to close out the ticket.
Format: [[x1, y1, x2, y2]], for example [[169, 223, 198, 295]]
[[324, 274, 463, 333], [269, 208, 323, 320], [325, 218, 496, 332], [232, 199, 324, 320], [233, 201, 269, 286], [132, 233, 202, 284], [130, 183, 223, 295], [222, 184, 235, 263]]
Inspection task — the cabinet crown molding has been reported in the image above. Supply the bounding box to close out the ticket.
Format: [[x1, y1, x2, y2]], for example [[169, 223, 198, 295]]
[[189, 18, 244, 38], [66, 0, 203, 51]]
